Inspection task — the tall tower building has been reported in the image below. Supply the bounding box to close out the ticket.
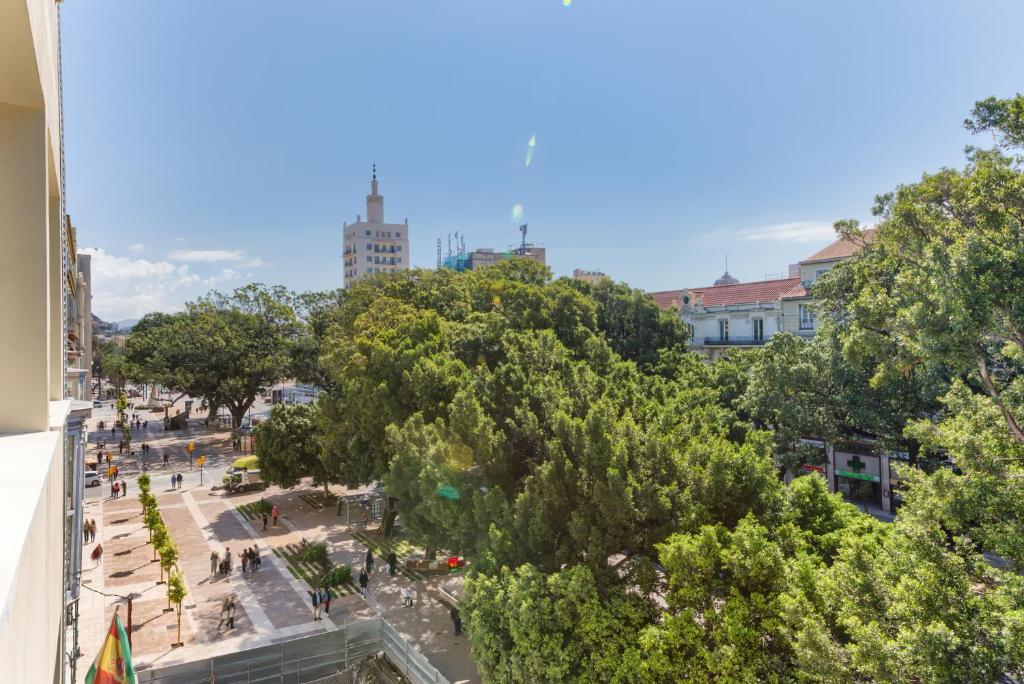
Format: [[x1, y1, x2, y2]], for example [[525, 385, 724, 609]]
[[342, 166, 410, 286]]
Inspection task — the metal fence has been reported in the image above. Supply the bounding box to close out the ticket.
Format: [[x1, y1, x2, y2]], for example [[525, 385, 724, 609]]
[[137, 618, 451, 684]]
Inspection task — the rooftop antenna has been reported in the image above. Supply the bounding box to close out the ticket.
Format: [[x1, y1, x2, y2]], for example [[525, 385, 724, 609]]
[[460, 233, 466, 256], [519, 224, 528, 252], [447, 233, 452, 258], [437, 238, 443, 269]]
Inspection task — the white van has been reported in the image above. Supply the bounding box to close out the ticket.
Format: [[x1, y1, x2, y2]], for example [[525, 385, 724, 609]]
[[84, 471, 101, 487]]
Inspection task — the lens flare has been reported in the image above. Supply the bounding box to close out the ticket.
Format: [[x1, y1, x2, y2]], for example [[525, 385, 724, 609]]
[[563, 0, 572, 5], [525, 134, 536, 167], [511, 203, 524, 223]]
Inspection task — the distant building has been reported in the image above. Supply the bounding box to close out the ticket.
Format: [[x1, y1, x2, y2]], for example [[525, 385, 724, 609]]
[[342, 166, 409, 286], [650, 230, 876, 359], [778, 228, 877, 337], [438, 227, 546, 272], [680, 275, 803, 359], [573, 268, 609, 285]]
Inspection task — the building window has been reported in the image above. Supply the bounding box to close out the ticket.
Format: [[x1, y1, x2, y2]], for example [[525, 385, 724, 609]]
[[753, 318, 764, 341], [366, 256, 371, 263], [397, 232, 401, 238], [799, 304, 815, 330], [397, 246, 402, 252], [397, 257, 402, 264], [718, 319, 729, 341], [814, 267, 829, 281], [365, 230, 371, 236]]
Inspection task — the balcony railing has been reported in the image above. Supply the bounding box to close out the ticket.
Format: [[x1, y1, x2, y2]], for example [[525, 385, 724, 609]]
[[702, 336, 768, 346]]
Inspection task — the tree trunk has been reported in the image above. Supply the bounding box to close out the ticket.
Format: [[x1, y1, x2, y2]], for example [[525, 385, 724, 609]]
[[380, 496, 398, 538], [424, 546, 437, 561], [176, 607, 182, 645], [207, 400, 220, 424]]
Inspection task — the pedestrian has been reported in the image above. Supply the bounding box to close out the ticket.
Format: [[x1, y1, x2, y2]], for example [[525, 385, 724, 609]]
[[365, 548, 374, 574], [450, 606, 462, 636], [320, 587, 332, 616], [308, 589, 321, 620], [225, 547, 233, 572], [239, 549, 249, 573], [271, 504, 279, 527], [170, 474, 176, 490], [90, 519, 97, 542], [144, 420, 148, 429], [362, 510, 369, 528], [163, 452, 168, 466], [110, 481, 116, 498], [218, 596, 231, 629], [387, 551, 397, 576], [251, 547, 261, 571], [177, 473, 183, 489], [82, 520, 90, 543], [261, 512, 268, 531], [113, 466, 118, 479], [358, 569, 369, 596], [91, 543, 103, 567], [402, 584, 414, 607], [210, 550, 219, 577], [110, 426, 115, 436], [121, 479, 127, 497]]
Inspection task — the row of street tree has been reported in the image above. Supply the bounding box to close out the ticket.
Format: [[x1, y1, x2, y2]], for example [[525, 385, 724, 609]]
[[118, 95, 1024, 681]]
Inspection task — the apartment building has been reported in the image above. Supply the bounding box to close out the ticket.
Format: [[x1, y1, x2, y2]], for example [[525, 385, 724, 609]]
[[650, 231, 875, 357], [573, 268, 609, 285], [342, 167, 410, 286], [0, 1, 91, 681]]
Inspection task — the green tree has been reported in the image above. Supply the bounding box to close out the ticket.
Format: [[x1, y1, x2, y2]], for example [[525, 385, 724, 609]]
[[255, 403, 334, 492], [464, 564, 648, 683], [158, 539, 178, 585], [167, 571, 187, 645], [126, 284, 299, 427]]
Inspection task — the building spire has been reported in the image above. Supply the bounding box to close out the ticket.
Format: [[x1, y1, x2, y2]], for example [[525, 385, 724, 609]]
[[372, 162, 376, 181]]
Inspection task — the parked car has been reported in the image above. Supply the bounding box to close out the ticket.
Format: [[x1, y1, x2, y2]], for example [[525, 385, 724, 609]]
[[84, 471, 101, 487], [92, 400, 103, 408]]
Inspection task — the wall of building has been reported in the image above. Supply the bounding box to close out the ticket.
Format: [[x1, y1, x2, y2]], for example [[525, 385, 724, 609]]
[[685, 304, 784, 348]]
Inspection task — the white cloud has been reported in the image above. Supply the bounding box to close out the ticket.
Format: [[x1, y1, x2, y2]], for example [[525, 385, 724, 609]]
[[168, 249, 246, 263], [128, 243, 145, 253], [80, 247, 208, 320], [203, 267, 240, 287], [737, 221, 837, 244]]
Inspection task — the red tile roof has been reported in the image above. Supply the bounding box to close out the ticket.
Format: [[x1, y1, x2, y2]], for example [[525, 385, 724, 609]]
[[689, 277, 802, 307], [800, 228, 877, 264], [649, 289, 683, 311]]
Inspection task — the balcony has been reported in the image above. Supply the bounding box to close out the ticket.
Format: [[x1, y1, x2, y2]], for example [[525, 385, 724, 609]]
[[702, 336, 768, 346]]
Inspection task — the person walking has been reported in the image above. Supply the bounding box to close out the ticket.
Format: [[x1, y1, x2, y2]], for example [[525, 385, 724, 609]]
[[308, 588, 321, 621], [239, 549, 249, 573], [320, 587, 332, 616], [251, 547, 261, 571], [121, 479, 127, 497], [387, 551, 397, 577], [91, 543, 104, 567], [358, 569, 369, 596], [271, 504, 279, 527], [163, 452, 169, 466], [262, 512, 268, 531], [365, 548, 374, 574], [90, 519, 97, 543], [82, 520, 90, 544], [176, 473, 183, 489], [224, 546, 233, 573], [218, 596, 231, 629], [402, 583, 414, 607], [210, 550, 219, 578], [450, 606, 462, 636], [226, 596, 236, 628]]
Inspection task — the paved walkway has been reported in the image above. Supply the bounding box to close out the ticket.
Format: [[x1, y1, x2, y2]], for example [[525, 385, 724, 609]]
[[77, 475, 479, 683]]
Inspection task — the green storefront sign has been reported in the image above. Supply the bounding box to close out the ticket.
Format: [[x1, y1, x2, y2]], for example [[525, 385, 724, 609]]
[[835, 469, 879, 482]]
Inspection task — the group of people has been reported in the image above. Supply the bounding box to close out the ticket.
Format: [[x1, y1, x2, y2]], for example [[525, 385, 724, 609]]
[[210, 546, 261, 577], [308, 587, 333, 620], [110, 479, 128, 498], [260, 504, 280, 530], [170, 473, 184, 489], [82, 518, 98, 543]]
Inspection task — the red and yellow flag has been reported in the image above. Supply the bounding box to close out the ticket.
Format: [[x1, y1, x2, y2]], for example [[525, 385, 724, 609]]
[[85, 612, 137, 684]]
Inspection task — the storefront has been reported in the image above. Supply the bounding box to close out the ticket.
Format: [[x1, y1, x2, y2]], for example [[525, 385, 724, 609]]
[[833, 450, 883, 510]]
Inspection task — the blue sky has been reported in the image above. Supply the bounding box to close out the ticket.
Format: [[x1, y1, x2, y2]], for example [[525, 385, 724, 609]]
[[63, 1, 1024, 321]]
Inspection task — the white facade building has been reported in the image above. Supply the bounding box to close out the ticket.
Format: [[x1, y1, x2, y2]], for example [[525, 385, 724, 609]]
[[1, 1, 91, 680], [342, 167, 410, 286]]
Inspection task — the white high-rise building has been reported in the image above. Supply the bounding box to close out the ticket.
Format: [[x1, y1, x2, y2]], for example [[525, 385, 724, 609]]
[[342, 166, 410, 286]]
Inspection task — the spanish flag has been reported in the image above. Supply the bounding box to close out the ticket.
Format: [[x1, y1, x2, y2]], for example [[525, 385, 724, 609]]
[[85, 611, 137, 684]]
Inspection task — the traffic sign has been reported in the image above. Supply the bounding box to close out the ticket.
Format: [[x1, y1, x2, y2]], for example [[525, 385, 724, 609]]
[[196, 456, 206, 467]]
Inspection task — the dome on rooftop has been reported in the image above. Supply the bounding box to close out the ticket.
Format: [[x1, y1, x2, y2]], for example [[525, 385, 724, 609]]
[[713, 271, 740, 286]]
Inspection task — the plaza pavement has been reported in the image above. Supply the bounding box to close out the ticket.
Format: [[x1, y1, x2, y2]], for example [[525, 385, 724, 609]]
[[77, 409, 479, 683]]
